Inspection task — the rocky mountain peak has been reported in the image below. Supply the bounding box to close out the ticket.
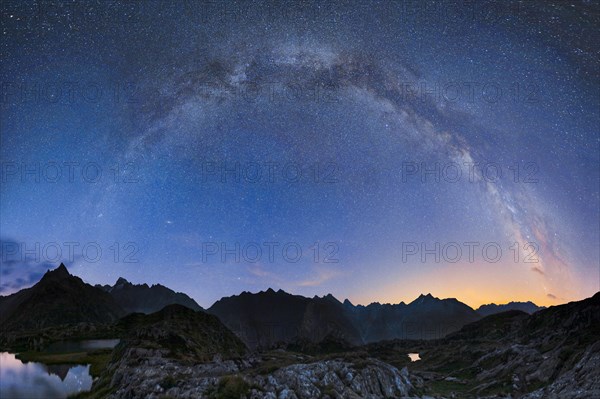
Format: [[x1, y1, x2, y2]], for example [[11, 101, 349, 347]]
[[41, 263, 71, 282], [412, 293, 437, 304], [115, 277, 130, 286], [322, 293, 342, 304]]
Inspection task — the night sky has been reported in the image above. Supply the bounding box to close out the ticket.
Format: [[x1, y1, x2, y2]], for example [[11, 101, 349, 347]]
[[1, 1, 598, 308]]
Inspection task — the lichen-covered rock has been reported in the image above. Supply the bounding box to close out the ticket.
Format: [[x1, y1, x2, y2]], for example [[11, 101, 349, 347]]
[[101, 354, 418, 399], [244, 358, 413, 398], [522, 341, 600, 399]]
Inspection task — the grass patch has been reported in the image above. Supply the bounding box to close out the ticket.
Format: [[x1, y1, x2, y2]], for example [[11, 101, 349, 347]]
[[208, 375, 251, 399], [16, 348, 113, 378], [451, 366, 479, 380], [428, 379, 472, 395], [252, 350, 307, 375], [476, 378, 514, 396], [322, 384, 340, 398], [68, 382, 114, 399], [160, 375, 178, 390], [430, 358, 472, 374]]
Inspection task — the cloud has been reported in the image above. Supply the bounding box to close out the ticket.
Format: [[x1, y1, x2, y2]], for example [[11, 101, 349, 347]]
[[245, 264, 341, 288], [0, 238, 71, 294], [0, 270, 46, 294], [531, 266, 545, 275], [295, 266, 342, 287], [247, 264, 275, 278], [547, 293, 557, 299]]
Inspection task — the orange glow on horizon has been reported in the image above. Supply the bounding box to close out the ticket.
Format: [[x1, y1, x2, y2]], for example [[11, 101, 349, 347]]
[[346, 260, 592, 309]]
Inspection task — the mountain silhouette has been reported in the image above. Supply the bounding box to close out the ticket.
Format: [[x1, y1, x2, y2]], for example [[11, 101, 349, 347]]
[[0, 265, 203, 335], [208, 289, 481, 348], [344, 293, 481, 342], [97, 277, 202, 314], [2, 264, 596, 398], [208, 288, 363, 349], [0, 264, 124, 332], [476, 301, 545, 317], [117, 304, 246, 363], [0, 264, 568, 355]]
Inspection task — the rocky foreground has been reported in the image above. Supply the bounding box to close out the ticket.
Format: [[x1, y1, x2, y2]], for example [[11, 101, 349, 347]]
[[103, 348, 417, 399], [522, 341, 600, 399], [96, 340, 599, 399]]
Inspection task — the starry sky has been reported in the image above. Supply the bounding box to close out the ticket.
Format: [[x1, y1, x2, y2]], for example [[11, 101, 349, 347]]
[[1, 1, 599, 308]]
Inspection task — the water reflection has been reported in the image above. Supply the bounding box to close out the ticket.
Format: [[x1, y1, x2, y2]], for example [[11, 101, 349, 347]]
[[0, 352, 92, 399]]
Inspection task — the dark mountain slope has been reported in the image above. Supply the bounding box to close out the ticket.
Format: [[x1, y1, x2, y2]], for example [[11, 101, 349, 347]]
[[99, 277, 202, 314], [477, 301, 545, 317], [209, 290, 480, 348], [406, 292, 600, 397], [208, 289, 362, 349], [344, 293, 481, 342], [116, 304, 246, 362], [0, 264, 124, 333], [91, 304, 248, 398]]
